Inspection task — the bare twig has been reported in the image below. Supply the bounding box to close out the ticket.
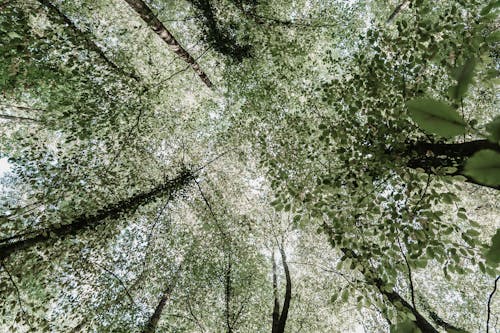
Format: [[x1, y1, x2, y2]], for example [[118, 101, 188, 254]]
[[1, 262, 30, 326], [38, 0, 140, 82], [85, 259, 139, 309], [0, 114, 39, 122], [0, 103, 46, 113], [142, 198, 171, 269], [397, 237, 416, 310]]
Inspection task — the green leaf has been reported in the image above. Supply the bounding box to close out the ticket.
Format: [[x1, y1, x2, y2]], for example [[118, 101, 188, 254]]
[[485, 229, 500, 266], [7, 31, 22, 39], [463, 150, 500, 187], [452, 58, 476, 100], [407, 98, 466, 137], [486, 116, 500, 144]]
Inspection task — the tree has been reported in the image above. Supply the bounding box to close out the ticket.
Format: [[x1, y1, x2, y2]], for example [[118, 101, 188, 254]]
[[0, 0, 498, 332]]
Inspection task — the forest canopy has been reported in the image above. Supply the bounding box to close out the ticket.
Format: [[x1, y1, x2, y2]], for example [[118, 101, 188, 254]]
[[0, 0, 499, 332]]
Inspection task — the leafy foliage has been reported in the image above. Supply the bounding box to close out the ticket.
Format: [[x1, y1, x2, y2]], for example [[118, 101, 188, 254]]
[[0, 0, 499, 332]]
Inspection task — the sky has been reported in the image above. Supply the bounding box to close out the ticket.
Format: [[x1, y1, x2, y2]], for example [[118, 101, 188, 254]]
[[0, 157, 11, 177]]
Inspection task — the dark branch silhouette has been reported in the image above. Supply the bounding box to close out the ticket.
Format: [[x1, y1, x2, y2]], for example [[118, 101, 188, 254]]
[[0, 169, 194, 261], [38, 0, 140, 82], [487, 276, 500, 333]]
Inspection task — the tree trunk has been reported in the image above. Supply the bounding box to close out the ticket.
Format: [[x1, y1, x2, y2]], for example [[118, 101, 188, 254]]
[[142, 263, 183, 333], [123, 0, 213, 88], [276, 247, 291, 333], [386, 0, 409, 23], [271, 247, 292, 333], [38, 0, 140, 82], [405, 139, 500, 190], [142, 286, 173, 333], [0, 169, 194, 261], [271, 251, 280, 333]]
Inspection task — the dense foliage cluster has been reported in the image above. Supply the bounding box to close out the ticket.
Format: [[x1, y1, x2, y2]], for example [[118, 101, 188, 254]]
[[0, 0, 498, 332]]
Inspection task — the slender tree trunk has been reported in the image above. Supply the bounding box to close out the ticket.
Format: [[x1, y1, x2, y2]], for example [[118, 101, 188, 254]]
[[0, 170, 194, 261], [404, 139, 500, 190], [271, 247, 292, 333], [277, 247, 291, 333], [38, 0, 140, 82], [386, 0, 409, 23], [142, 263, 183, 333], [271, 251, 280, 333], [142, 286, 174, 333], [123, 0, 213, 88]]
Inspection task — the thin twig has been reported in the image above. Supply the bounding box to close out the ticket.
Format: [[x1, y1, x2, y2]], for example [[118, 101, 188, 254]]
[[1, 262, 30, 326], [397, 237, 416, 310], [86, 259, 139, 309], [0, 114, 39, 122], [487, 276, 500, 333], [102, 108, 143, 176], [142, 198, 171, 269]]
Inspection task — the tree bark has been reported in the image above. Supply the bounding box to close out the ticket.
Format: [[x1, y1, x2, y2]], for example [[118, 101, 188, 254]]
[[339, 247, 440, 333], [123, 0, 213, 88], [271, 247, 292, 333], [386, 0, 409, 23], [186, 0, 251, 61], [405, 139, 500, 190], [0, 169, 194, 261], [142, 286, 174, 333], [271, 251, 280, 333], [277, 247, 291, 333], [38, 0, 140, 82]]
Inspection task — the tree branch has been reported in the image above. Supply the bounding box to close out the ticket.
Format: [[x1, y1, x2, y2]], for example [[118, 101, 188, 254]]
[[487, 276, 500, 333], [387, 0, 409, 23], [1, 262, 30, 326], [397, 238, 416, 310], [38, 0, 140, 82], [0, 114, 39, 122]]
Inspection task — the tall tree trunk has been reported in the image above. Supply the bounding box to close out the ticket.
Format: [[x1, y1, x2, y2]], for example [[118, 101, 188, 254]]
[[276, 247, 291, 333], [271, 247, 292, 333], [271, 251, 280, 333], [386, 0, 409, 23], [123, 0, 213, 88], [0, 170, 194, 261], [142, 286, 174, 333], [142, 263, 183, 333], [38, 0, 140, 82], [405, 139, 500, 190]]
